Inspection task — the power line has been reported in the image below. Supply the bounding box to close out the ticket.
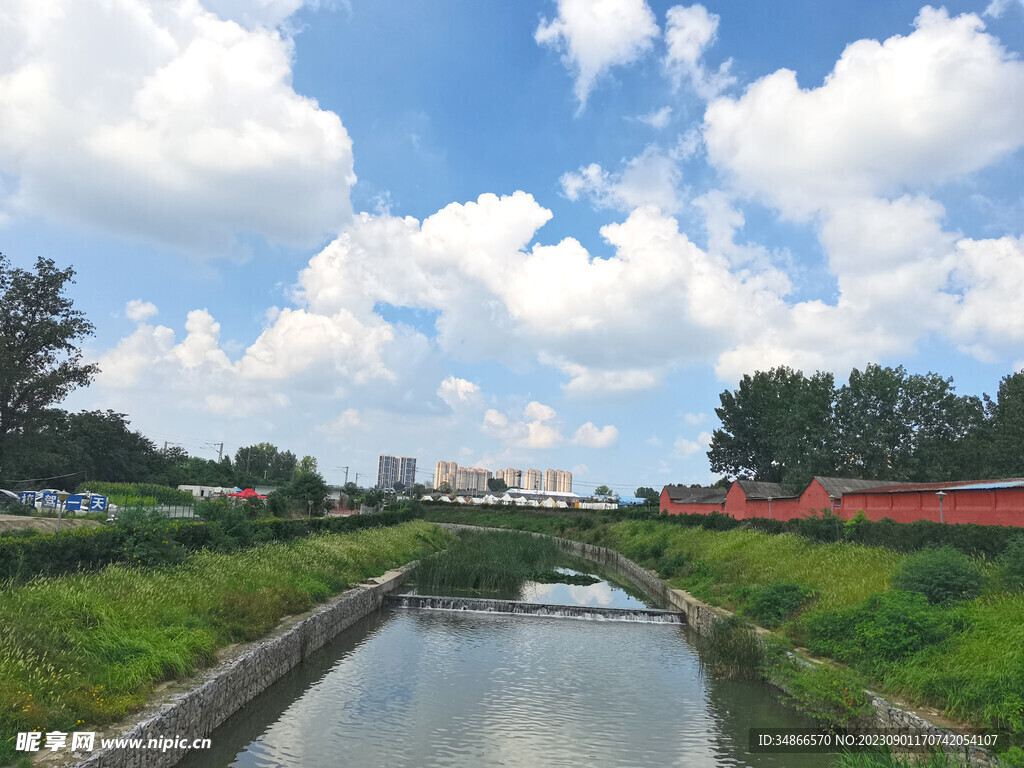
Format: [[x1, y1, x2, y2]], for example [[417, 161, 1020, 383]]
[[0, 470, 85, 484]]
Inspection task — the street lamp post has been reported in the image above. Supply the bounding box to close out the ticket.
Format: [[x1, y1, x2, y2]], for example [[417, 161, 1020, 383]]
[[936, 491, 947, 524], [767, 496, 773, 520]]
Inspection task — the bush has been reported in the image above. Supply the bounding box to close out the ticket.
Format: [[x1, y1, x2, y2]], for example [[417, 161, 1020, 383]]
[[802, 591, 954, 667], [698, 615, 764, 680], [998, 537, 1024, 590], [742, 581, 816, 627], [893, 546, 983, 604]]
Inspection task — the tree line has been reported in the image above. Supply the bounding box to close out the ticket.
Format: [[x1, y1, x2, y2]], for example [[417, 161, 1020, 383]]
[[0, 253, 328, 500], [708, 365, 1024, 494]]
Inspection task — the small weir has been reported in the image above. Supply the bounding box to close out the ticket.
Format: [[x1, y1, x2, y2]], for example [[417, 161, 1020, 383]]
[[386, 594, 685, 623]]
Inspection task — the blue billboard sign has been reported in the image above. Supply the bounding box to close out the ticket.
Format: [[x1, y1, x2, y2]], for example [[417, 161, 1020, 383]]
[[65, 494, 85, 511], [41, 492, 59, 509], [89, 495, 108, 512], [19, 491, 36, 506]]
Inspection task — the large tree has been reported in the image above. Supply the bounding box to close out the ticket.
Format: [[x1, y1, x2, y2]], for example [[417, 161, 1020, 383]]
[[707, 366, 837, 492], [0, 255, 99, 475], [984, 371, 1024, 478], [233, 442, 297, 483], [835, 365, 984, 481]]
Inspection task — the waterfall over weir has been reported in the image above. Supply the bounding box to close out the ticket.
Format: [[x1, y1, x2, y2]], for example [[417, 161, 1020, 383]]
[[386, 594, 685, 624]]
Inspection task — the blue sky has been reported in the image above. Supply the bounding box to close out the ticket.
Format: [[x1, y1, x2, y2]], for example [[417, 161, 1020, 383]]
[[2, 0, 1022, 492]]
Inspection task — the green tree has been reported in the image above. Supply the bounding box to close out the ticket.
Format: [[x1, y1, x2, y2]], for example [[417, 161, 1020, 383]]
[[984, 371, 1024, 478], [487, 477, 508, 493], [281, 458, 328, 515], [594, 484, 613, 496], [708, 366, 838, 492], [0, 254, 99, 475], [835, 365, 984, 481], [635, 486, 659, 501], [410, 483, 426, 498], [233, 442, 297, 483]]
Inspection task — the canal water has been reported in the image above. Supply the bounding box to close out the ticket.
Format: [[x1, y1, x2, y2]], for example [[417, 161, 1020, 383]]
[[180, 570, 833, 768]]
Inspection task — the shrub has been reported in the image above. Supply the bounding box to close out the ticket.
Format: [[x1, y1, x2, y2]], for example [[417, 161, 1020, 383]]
[[698, 615, 764, 681], [893, 546, 983, 605], [655, 552, 689, 577], [802, 591, 954, 667], [742, 581, 816, 627], [998, 537, 1024, 590]]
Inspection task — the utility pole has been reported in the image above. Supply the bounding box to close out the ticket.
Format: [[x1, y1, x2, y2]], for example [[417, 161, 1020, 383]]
[[339, 466, 349, 485], [354, 472, 362, 487]]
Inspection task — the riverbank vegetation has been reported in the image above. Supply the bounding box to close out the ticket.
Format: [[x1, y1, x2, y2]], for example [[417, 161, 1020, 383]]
[[0, 521, 451, 765], [414, 529, 597, 596], [417, 507, 1023, 762]]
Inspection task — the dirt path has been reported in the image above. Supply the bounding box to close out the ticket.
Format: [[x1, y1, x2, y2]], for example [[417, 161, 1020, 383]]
[[0, 513, 101, 533]]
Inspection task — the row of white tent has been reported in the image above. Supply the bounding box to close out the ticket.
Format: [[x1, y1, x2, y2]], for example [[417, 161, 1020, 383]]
[[421, 493, 619, 510], [424, 493, 568, 508]]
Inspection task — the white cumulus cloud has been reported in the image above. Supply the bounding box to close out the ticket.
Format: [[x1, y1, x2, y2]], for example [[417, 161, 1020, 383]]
[[0, 0, 355, 254], [125, 300, 158, 322], [536, 0, 659, 111], [572, 422, 619, 448], [437, 376, 482, 410], [704, 7, 1024, 219], [663, 4, 734, 98]]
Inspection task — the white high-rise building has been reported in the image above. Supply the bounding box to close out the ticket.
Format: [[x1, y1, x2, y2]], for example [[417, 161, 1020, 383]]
[[377, 455, 417, 489]]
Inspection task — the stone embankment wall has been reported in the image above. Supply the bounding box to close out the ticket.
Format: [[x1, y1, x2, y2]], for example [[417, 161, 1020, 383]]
[[73, 566, 413, 768], [437, 523, 1001, 767]]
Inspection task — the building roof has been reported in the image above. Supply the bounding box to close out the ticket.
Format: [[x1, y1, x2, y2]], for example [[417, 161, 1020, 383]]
[[813, 477, 903, 499], [851, 478, 1024, 495], [734, 480, 797, 500], [664, 485, 728, 504]]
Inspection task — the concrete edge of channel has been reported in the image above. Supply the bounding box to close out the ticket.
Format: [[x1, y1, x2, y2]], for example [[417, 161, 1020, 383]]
[[68, 563, 415, 768], [436, 522, 1002, 767]]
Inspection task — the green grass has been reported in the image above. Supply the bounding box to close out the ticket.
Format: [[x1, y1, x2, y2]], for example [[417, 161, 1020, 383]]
[[602, 520, 900, 612], [0, 521, 452, 764], [831, 748, 972, 767]]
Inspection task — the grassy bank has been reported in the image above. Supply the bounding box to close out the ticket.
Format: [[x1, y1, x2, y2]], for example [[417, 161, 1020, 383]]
[[418, 508, 1023, 753], [0, 521, 452, 764]]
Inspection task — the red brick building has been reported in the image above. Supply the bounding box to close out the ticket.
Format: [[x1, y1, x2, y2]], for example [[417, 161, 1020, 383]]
[[660, 485, 727, 515], [659, 477, 1024, 527], [841, 479, 1024, 526]]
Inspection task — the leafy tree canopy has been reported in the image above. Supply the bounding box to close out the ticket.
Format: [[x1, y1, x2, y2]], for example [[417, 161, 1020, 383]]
[[0, 254, 99, 473]]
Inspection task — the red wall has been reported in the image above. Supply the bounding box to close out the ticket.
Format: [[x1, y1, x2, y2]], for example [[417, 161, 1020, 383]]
[[659, 487, 725, 516], [841, 488, 1024, 527], [799, 480, 839, 517], [724, 484, 802, 520]]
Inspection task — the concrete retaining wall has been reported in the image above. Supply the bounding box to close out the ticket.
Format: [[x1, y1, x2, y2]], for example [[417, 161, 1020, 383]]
[[72, 566, 413, 768], [437, 523, 1002, 766]]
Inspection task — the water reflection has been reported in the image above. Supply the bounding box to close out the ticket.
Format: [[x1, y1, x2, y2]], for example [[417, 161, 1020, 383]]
[[411, 567, 652, 610], [183, 609, 833, 768]]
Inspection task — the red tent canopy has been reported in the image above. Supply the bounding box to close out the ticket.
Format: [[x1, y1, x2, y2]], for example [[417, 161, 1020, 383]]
[[228, 488, 267, 499]]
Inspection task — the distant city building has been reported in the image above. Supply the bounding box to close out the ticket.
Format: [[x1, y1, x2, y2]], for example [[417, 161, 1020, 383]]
[[434, 460, 458, 490], [555, 470, 572, 493], [498, 468, 522, 488], [435, 462, 568, 493], [377, 455, 417, 489], [524, 469, 542, 491], [456, 466, 491, 492]]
